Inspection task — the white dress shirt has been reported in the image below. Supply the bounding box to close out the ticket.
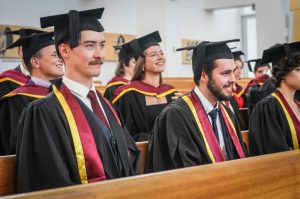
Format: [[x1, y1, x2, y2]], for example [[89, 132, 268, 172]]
[[194, 87, 227, 158], [30, 76, 51, 88], [62, 76, 110, 125], [20, 62, 30, 76]]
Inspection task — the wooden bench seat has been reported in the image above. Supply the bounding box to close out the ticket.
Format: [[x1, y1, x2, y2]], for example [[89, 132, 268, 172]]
[[7, 150, 300, 199], [0, 133, 252, 197], [0, 155, 15, 196], [95, 77, 252, 95]]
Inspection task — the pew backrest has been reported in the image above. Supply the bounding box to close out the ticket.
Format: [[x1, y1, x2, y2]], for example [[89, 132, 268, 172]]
[[0, 155, 15, 196], [241, 130, 249, 153], [9, 150, 300, 199], [136, 141, 148, 174]]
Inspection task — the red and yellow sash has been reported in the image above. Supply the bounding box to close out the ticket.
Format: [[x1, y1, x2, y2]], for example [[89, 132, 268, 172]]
[[232, 85, 245, 108], [112, 80, 177, 104], [53, 84, 107, 184], [0, 69, 29, 86], [271, 90, 300, 149], [105, 76, 129, 89], [182, 92, 245, 163], [3, 84, 49, 99]]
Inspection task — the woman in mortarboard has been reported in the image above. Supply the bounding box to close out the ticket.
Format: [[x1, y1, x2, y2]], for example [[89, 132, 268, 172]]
[[104, 40, 137, 101], [228, 51, 247, 130], [231, 51, 246, 108], [249, 41, 300, 156], [112, 31, 178, 142]]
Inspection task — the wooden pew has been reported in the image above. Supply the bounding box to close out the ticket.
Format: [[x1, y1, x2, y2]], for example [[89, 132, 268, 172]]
[[241, 130, 249, 152], [95, 77, 252, 95], [0, 132, 248, 196], [0, 141, 149, 196], [237, 77, 251, 88], [136, 141, 148, 174], [94, 80, 106, 94], [0, 155, 15, 196], [162, 77, 194, 94], [8, 150, 300, 199]]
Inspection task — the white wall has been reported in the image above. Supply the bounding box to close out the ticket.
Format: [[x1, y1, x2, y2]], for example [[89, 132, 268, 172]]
[[164, 0, 242, 78], [204, 0, 290, 56], [0, 0, 244, 84]]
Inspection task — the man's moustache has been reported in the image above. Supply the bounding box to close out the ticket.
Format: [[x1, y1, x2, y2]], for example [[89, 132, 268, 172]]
[[89, 60, 103, 65]]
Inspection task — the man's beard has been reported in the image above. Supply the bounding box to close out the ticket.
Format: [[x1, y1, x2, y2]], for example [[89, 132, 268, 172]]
[[207, 77, 232, 101]]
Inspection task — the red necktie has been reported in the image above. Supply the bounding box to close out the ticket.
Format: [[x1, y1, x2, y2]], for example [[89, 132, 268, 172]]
[[88, 90, 110, 130], [225, 101, 230, 107]]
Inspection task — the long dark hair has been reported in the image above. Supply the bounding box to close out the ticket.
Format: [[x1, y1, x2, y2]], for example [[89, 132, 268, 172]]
[[131, 56, 162, 84]]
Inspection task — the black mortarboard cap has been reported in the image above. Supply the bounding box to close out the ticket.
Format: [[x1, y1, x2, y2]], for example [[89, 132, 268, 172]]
[[261, 41, 300, 65], [6, 29, 46, 50], [113, 39, 139, 64], [6, 28, 45, 38], [7, 32, 55, 65], [176, 39, 240, 84], [122, 39, 140, 60], [246, 58, 269, 72], [232, 51, 245, 61], [134, 31, 161, 57], [40, 8, 105, 49]]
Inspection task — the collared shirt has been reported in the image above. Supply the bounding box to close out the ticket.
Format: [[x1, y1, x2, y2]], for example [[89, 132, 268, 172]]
[[194, 87, 227, 157], [20, 62, 30, 77], [62, 76, 110, 124], [30, 76, 51, 88]]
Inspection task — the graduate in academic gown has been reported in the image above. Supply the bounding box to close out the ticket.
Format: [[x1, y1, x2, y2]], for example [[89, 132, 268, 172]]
[[104, 40, 138, 101], [16, 8, 140, 193], [232, 51, 246, 108], [146, 39, 246, 173], [0, 32, 64, 155], [112, 31, 178, 142], [229, 50, 247, 130], [249, 41, 300, 156], [245, 59, 271, 112], [0, 29, 45, 98]]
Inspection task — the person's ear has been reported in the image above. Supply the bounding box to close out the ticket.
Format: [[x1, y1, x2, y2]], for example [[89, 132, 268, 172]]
[[58, 43, 71, 59], [200, 71, 209, 84], [30, 57, 40, 69]]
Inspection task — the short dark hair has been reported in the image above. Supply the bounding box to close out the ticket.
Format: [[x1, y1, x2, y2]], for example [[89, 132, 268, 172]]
[[195, 60, 217, 86], [24, 49, 43, 74], [254, 64, 270, 73], [272, 55, 300, 87], [56, 36, 71, 60]]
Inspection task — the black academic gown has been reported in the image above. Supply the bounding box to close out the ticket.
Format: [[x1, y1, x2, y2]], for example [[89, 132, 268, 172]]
[[115, 90, 176, 142], [247, 78, 276, 112], [249, 94, 296, 156], [103, 76, 128, 102], [0, 86, 47, 155], [229, 98, 247, 131], [0, 66, 29, 98], [146, 94, 246, 173], [104, 84, 123, 102], [16, 80, 140, 193]]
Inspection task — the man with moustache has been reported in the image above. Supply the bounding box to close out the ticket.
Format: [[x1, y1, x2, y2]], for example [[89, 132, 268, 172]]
[[146, 40, 247, 172], [16, 8, 140, 193]]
